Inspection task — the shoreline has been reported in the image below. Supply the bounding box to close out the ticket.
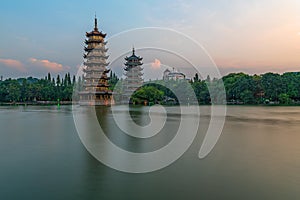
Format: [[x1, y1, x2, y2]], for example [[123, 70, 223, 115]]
[[1, 102, 300, 107], [0, 101, 74, 106]]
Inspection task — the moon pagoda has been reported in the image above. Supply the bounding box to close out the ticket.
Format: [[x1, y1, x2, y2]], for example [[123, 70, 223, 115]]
[[123, 48, 144, 103], [79, 17, 113, 105]]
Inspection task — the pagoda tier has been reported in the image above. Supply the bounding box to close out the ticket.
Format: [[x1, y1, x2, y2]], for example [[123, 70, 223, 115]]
[[125, 54, 143, 61], [85, 40, 108, 45], [84, 76, 109, 80], [79, 16, 113, 106], [84, 75, 110, 80], [124, 73, 144, 77], [83, 54, 109, 59], [83, 83, 109, 87], [84, 46, 108, 52], [124, 62, 143, 66], [83, 66, 109, 71], [124, 64, 142, 68], [122, 48, 144, 104], [124, 77, 144, 81], [84, 60, 109, 65], [124, 77, 144, 80]]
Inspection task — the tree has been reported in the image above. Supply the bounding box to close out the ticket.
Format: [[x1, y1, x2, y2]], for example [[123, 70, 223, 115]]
[[108, 71, 119, 90], [72, 75, 76, 85], [278, 93, 291, 104], [6, 80, 21, 102], [261, 73, 283, 101], [56, 75, 61, 86], [222, 73, 257, 103], [47, 73, 51, 82], [20, 79, 28, 101], [193, 73, 199, 82], [240, 90, 256, 104], [132, 86, 164, 104], [67, 73, 71, 86], [64, 74, 68, 86]]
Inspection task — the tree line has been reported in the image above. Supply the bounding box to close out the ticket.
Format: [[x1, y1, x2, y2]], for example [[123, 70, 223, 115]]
[[1, 71, 300, 105], [0, 73, 79, 102], [130, 72, 300, 105], [220, 72, 300, 104], [0, 71, 119, 103]]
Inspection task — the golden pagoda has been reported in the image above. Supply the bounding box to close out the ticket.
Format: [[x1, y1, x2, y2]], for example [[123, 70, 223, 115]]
[[79, 17, 113, 105]]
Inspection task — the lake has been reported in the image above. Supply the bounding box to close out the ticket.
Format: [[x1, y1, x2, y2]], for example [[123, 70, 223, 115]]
[[0, 105, 300, 200]]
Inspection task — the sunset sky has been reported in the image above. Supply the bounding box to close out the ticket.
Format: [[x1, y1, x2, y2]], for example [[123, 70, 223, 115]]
[[0, 0, 300, 79]]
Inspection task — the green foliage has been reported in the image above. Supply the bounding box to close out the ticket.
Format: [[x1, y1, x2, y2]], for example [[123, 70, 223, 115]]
[[131, 80, 198, 105], [278, 93, 291, 104], [222, 73, 256, 103], [131, 85, 164, 104], [0, 72, 80, 102], [261, 73, 282, 101], [108, 71, 119, 90], [2, 71, 300, 105]]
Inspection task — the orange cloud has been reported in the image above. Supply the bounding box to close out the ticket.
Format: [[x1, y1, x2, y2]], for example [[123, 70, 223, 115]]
[[29, 58, 64, 72], [0, 58, 26, 72], [151, 59, 161, 69]]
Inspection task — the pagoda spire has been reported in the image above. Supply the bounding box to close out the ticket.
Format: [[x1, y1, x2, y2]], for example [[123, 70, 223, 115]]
[[132, 46, 135, 55], [94, 14, 98, 31]]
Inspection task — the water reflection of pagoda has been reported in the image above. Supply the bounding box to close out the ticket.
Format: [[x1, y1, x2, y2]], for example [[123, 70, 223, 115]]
[[79, 17, 113, 105], [123, 48, 143, 103]]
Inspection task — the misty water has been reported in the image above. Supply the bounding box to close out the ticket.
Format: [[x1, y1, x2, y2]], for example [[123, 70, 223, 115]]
[[0, 105, 300, 200]]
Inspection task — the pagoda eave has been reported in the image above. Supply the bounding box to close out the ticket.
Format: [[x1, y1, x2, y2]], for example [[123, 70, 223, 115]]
[[84, 47, 108, 52], [83, 69, 108, 73], [124, 62, 143, 66], [84, 54, 109, 59], [124, 68, 143, 71], [86, 31, 106, 38], [125, 57, 143, 61], [85, 39, 102, 44], [84, 62, 109, 66], [84, 61, 109, 65]]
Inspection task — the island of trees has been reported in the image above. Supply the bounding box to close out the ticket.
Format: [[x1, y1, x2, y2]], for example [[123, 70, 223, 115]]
[[1, 71, 300, 105]]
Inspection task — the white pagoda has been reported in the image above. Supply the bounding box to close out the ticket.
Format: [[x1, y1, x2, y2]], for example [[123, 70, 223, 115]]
[[122, 48, 143, 103]]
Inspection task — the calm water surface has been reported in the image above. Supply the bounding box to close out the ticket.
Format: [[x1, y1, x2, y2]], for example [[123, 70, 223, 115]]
[[0, 105, 300, 200]]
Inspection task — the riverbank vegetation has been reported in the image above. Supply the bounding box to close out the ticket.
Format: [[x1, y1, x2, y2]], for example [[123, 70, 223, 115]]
[[128, 72, 300, 105], [1, 71, 300, 105]]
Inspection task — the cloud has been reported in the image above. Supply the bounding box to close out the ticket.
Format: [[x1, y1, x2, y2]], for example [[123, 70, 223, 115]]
[[0, 58, 26, 72], [151, 59, 161, 69], [29, 58, 64, 72]]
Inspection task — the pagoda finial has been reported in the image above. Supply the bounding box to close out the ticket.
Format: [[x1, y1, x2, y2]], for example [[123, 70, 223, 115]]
[[94, 13, 98, 31], [132, 46, 135, 55]]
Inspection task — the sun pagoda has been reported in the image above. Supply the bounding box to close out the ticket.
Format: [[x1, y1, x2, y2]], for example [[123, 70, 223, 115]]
[[79, 17, 113, 105], [123, 48, 144, 103]]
